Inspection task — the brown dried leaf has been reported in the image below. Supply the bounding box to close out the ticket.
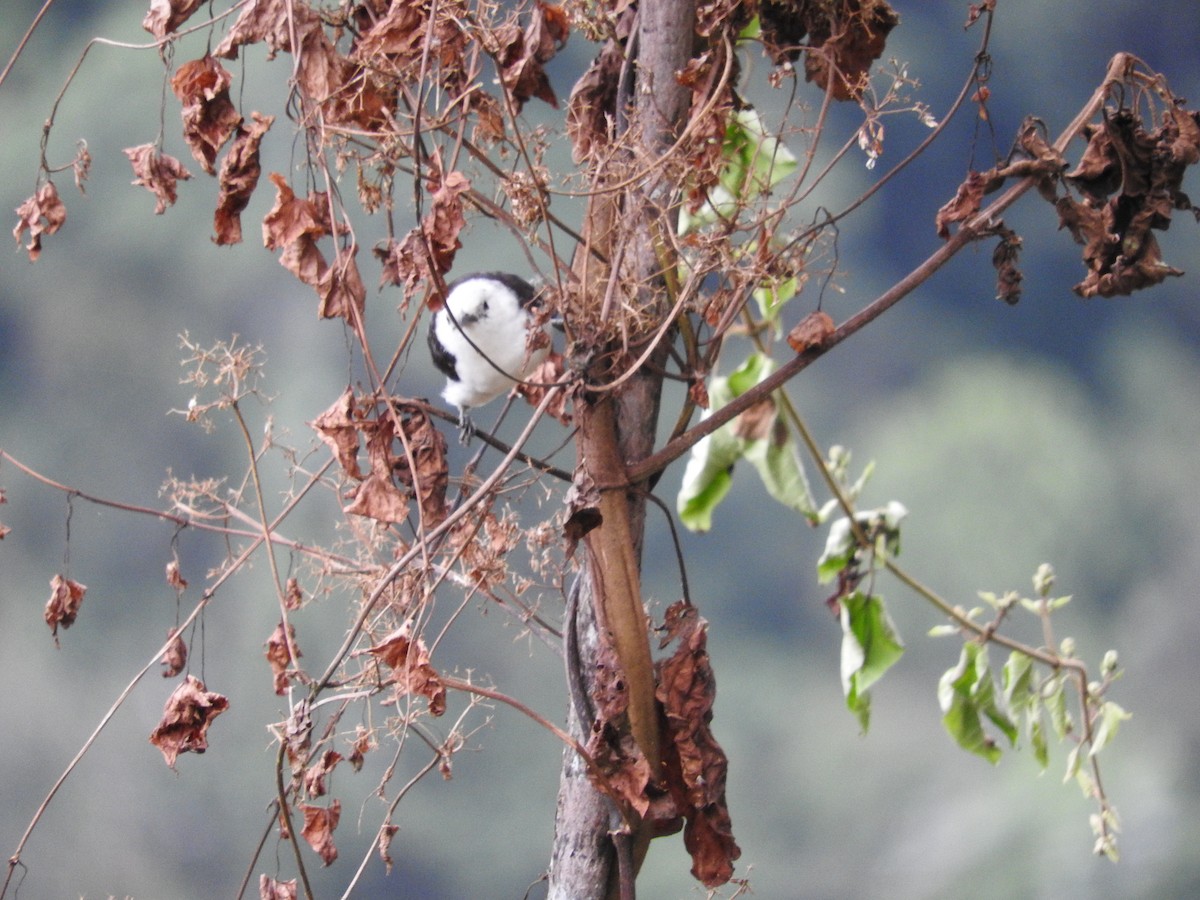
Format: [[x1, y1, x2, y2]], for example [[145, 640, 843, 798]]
[[285, 577, 304, 611], [316, 244, 367, 321], [171, 56, 243, 175], [124, 144, 193, 215], [345, 472, 410, 524], [142, 0, 206, 38], [165, 557, 188, 590], [44, 573, 86, 644], [563, 467, 602, 557], [214, 112, 274, 245], [258, 875, 298, 900], [265, 621, 301, 695], [303, 750, 343, 798], [655, 602, 740, 888], [803, 0, 899, 101], [148, 674, 230, 768], [368, 626, 447, 716], [935, 170, 986, 239], [786, 310, 836, 353], [991, 226, 1023, 305], [160, 627, 188, 677], [566, 37, 622, 163], [214, 0, 312, 59], [13, 181, 67, 262], [493, 2, 568, 112], [1066, 124, 1120, 200], [299, 800, 341, 866], [263, 172, 364, 320], [384, 403, 449, 527], [583, 640, 654, 819], [311, 389, 364, 478], [379, 824, 400, 874], [347, 724, 373, 771], [731, 397, 776, 442], [515, 351, 571, 425]]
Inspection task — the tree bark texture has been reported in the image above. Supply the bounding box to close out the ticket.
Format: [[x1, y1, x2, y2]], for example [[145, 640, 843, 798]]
[[548, 2, 697, 897]]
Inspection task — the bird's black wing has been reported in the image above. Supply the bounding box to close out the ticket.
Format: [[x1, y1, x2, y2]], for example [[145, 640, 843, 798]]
[[427, 321, 459, 380]]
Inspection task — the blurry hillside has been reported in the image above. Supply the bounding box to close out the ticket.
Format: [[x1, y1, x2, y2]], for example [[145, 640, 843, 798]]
[[2, 2, 1199, 898]]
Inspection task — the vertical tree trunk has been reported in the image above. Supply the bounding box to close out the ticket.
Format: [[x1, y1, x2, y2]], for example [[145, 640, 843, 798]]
[[548, 2, 696, 897]]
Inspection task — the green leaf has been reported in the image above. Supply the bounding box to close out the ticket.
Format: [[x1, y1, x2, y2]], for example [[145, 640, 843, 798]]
[[816, 501, 907, 582], [678, 108, 797, 234], [840, 591, 905, 732], [1029, 715, 1049, 770], [937, 642, 1015, 764], [743, 426, 818, 520], [677, 430, 739, 532], [817, 516, 855, 584], [1002, 650, 1035, 707], [1043, 673, 1072, 739], [677, 353, 817, 531], [1089, 701, 1131, 757]]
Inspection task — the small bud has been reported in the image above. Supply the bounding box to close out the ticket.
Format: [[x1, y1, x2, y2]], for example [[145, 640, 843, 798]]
[[1033, 563, 1056, 597], [1059, 636, 1076, 658], [1101, 649, 1119, 677]]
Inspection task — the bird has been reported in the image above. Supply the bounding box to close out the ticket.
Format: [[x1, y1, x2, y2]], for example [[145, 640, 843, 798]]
[[427, 272, 550, 438]]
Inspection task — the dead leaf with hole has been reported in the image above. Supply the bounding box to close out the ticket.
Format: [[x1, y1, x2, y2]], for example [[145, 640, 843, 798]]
[[13, 181, 67, 262], [655, 601, 740, 888], [44, 574, 86, 645], [124, 144, 193, 215], [148, 675, 230, 768]]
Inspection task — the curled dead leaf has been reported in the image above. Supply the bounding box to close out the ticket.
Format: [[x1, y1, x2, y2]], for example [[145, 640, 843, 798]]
[[171, 56, 243, 175], [214, 112, 274, 245], [124, 144, 192, 215], [798, 0, 899, 101], [311, 389, 364, 480], [384, 402, 449, 527], [368, 626, 447, 716], [148, 674, 230, 768], [786, 310, 836, 353], [303, 749, 343, 798], [160, 627, 188, 678], [13, 182, 67, 262], [258, 874, 298, 900], [142, 0, 206, 38], [299, 799, 341, 866], [654, 602, 740, 887], [44, 573, 86, 645], [284, 577, 304, 611], [265, 621, 301, 695], [492, 2, 569, 111], [165, 557, 188, 590], [935, 170, 986, 239]]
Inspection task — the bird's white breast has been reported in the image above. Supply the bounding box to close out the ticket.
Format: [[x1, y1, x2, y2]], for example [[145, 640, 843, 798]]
[[435, 278, 548, 410]]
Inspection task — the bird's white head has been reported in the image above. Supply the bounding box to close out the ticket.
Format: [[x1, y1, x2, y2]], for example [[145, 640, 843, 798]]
[[427, 272, 549, 416]]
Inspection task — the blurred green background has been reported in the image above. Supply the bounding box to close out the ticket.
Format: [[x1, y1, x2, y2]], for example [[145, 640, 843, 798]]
[[2, 2, 1199, 898]]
